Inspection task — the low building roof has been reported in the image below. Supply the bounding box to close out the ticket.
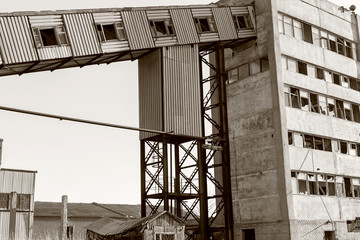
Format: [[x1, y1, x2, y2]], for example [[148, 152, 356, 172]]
[[35, 202, 142, 219], [85, 211, 184, 237]]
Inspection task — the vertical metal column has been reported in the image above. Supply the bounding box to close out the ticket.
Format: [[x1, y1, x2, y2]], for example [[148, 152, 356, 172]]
[[215, 45, 234, 240], [198, 140, 209, 240], [140, 140, 146, 217], [162, 137, 169, 211], [174, 144, 181, 218]]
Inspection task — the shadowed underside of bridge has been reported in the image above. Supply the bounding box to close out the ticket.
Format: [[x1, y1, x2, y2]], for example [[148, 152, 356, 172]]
[[0, 3, 257, 240]]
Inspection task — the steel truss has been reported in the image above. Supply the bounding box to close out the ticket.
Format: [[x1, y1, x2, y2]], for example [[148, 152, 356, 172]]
[[140, 45, 233, 240]]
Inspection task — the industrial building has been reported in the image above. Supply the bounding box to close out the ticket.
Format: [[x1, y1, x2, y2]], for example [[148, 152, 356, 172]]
[[220, 0, 360, 239], [0, 0, 359, 239]]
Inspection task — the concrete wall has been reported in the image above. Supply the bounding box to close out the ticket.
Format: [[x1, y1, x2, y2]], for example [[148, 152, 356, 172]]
[[222, 0, 292, 239]]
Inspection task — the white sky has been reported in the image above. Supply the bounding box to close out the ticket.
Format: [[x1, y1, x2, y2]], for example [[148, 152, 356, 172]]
[[0, 0, 356, 204]]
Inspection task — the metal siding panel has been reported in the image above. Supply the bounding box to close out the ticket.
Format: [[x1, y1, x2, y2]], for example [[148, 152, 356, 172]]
[[0, 170, 13, 192], [12, 171, 23, 193], [138, 49, 162, 140], [101, 41, 130, 53], [162, 45, 202, 137], [28, 15, 63, 27], [63, 13, 101, 57], [238, 29, 256, 38], [93, 12, 122, 23], [146, 10, 171, 20], [38, 45, 72, 60], [16, 212, 29, 239], [122, 11, 155, 50], [0, 212, 10, 239], [199, 32, 220, 42], [230, 6, 249, 15], [0, 16, 37, 64], [191, 8, 213, 17], [21, 172, 35, 194], [154, 37, 177, 48], [212, 8, 237, 40], [170, 9, 199, 45]]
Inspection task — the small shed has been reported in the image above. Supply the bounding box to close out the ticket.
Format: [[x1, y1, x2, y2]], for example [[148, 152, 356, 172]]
[[85, 211, 185, 240]]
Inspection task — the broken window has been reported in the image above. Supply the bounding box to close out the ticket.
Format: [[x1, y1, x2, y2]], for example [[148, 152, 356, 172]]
[[150, 19, 175, 37], [353, 179, 360, 198], [345, 41, 353, 59], [33, 26, 69, 47], [290, 87, 300, 109], [0, 193, 9, 209], [318, 174, 327, 195], [297, 61, 307, 75], [195, 16, 217, 33], [324, 71, 332, 82], [337, 37, 345, 55], [335, 99, 345, 119], [353, 104, 360, 123], [97, 22, 127, 42], [327, 175, 336, 196], [344, 177, 352, 197], [242, 229, 256, 240], [310, 93, 319, 113], [344, 102, 352, 121], [350, 78, 359, 91], [349, 143, 357, 156], [319, 95, 327, 115], [308, 174, 317, 195], [316, 67, 324, 79], [328, 34, 337, 52], [340, 141, 348, 154], [336, 176, 345, 197], [284, 86, 290, 107], [314, 136, 323, 150], [304, 135, 314, 149], [303, 23, 313, 43], [333, 73, 340, 85], [300, 90, 309, 111], [327, 98, 336, 117], [234, 15, 253, 30], [298, 172, 308, 194], [341, 76, 349, 88]]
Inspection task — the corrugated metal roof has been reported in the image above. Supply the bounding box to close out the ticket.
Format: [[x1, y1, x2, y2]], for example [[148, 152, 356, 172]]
[[34, 202, 142, 219], [85, 211, 184, 236]]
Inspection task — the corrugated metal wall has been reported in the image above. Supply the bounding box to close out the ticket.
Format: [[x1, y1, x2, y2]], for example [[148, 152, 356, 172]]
[[212, 8, 238, 40], [63, 13, 101, 57], [170, 9, 199, 45], [0, 169, 36, 240], [28, 15, 72, 60], [122, 11, 155, 50], [146, 10, 178, 48], [93, 12, 130, 53], [0, 16, 38, 64], [162, 44, 202, 137], [138, 49, 163, 140]]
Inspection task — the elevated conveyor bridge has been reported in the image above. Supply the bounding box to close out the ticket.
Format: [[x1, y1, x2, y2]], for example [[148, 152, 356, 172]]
[[0, 3, 257, 240]]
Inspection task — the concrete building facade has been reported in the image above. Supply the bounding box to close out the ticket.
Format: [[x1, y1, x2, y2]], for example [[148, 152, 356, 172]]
[[218, 0, 360, 239]]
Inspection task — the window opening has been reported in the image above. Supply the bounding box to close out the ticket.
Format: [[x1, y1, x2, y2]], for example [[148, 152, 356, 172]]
[[341, 76, 349, 88], [0, 193, 9, 209], [304, 135, 314, 149], [298, 172, 307, 194], [327, 98, 335, 117], [344, 102, 352, 121], [288, 132, 293, 145], [335, 99, 345, 119], [337, 37, 345, 55], [314, 137, 323, 150], [308, 174, 317, 195], [293, 19, 302, 40], [327, 175, 336, 196], [150, 19, 175, 37], [39, 28, 58, 46], [102, 24, 118, 40], [318, 174, 327, 195], [312, 26, 320, 46], [310, 93, 319, 113], [329, 34, 337, 52], [319, 95, 327, 115], [336, 176, 345, 197], [333, 73, 340, 85], [260, 57, 269, 71], [353, 104, 360, 123], [96, 22, 127, 42], [353, 179, 360, 198], [324, 139, 332, 152], [340, 141, 348, 154], [300, 91, 309, 111], [195, 17, 216, 33], [242, 229, 256, 240], [297, 61, 307, 75], [234, 15, 252, 30], [345, 41, 353, 58], [349, 143, 357, 156], [344, 177, 352, 197], [290, 87, 300, 109], [303, 22, 312, 43], [16, 194, 31, 211], [324, 231, 336, 240], [316, 67, 324, 79]]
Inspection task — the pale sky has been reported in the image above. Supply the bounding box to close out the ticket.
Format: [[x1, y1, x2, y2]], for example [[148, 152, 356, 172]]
[[0, 0, 356, 204]]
